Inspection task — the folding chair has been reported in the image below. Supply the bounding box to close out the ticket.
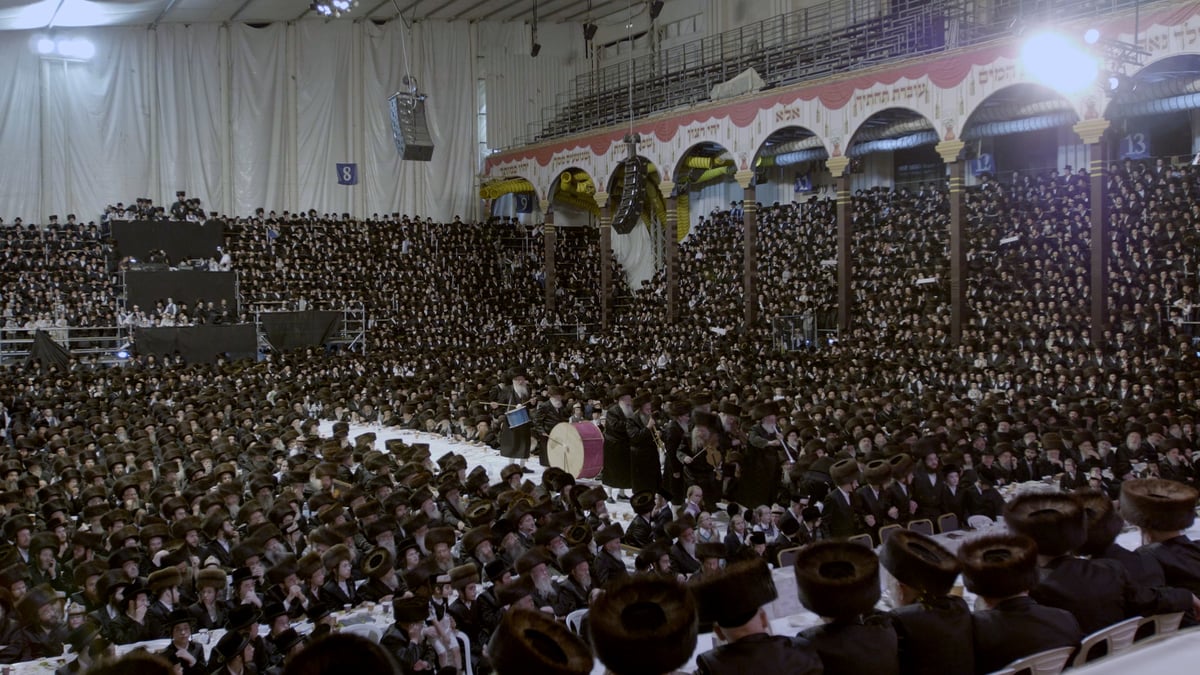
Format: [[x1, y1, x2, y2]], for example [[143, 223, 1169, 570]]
[[1072, 616, 1141, 666], [878, 523, 902, 542], [999, 645, 1075, 675], [776, 545, 803, 568], [1135, 611, 1185, 641], [565, 609, 588, 635], [847, 533, 874, 548], [936, 513, 960, 533], [907, 519, 934, 536]]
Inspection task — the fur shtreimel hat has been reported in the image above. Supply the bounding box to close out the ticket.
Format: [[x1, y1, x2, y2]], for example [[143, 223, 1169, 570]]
[[489, 608, 593, 675], [588, 576, 698, 675], [690, 557, 777, 628], [1003, 492, 1087, 557], [793, 541, 881, 619], [879, 529, 959, 597], [957, 533, 1039, 599], [1120, 478, 1199, 533]]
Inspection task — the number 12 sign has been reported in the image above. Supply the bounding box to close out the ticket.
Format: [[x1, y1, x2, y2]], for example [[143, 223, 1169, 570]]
[[336, 163, 359, 186]]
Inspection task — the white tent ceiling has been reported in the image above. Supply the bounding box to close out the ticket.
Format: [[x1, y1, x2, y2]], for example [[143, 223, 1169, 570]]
[[0, 0, 639, 30]]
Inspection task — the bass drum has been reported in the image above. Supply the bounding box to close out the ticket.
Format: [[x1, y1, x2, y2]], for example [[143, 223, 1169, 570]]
[[546, 422, 604, 479]]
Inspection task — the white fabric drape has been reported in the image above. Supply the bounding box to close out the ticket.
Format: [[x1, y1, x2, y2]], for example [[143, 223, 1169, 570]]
[[0, 36, 41, 222], [42, 28, 154, 221], [231, 24, 292, 216], [155, 23, 228, 216], [612, 221, 658, 289], [0, 20, 495, 225], [477, 21, 585, 151]]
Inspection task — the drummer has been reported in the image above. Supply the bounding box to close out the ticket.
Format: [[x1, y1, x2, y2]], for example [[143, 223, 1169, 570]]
[[535, 386, 572, 469]]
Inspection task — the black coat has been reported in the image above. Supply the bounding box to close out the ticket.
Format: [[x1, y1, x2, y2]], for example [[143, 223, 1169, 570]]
[[962, 484, 1005, 520], [696, 632, 822, 675], [320, 578, 360, 608], [591, 549, 629, 589], [627, 413, 661, 495], [798, 615, 899, 675], [910, 472, 942, 520], [602, 404, 633, 489], [669, 541, 701, 576], [159, 641, 208, 675], [1097, 542, 1170, 589], [971, 596, 1082, 675], [888, 595, 974, 675], [821, 488, 859, 539], [1032, 556, 1194, 635], [625, 514, 654, 549], [1140, 535, 1200, 596]]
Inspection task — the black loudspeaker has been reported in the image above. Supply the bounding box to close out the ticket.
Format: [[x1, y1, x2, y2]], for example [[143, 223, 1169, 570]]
[[388, 92, 435, 162], [611, 156, 647, 235]]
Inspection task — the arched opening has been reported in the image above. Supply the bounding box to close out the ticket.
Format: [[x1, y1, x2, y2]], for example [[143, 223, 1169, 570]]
[[546, 168, 602, 328], [481, 176, 539, 224], [753, 126, 828, 205], [847, 107, 939, 191], [960, 83, 1080, 185], [672, 141, 738, 240], [1106, 53, 1200, 161]]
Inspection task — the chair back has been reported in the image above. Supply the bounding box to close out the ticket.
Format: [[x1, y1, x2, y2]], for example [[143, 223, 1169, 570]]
[[1136, 611, 1185, 641], [776, 545, 803, 568], [936, 512, 960, 533], [908, 519, 934, 536], [847, 533, 874, 548], [565, 608, 588, 635], [878, 523, 902, 542], [1001, 644, 1076, 675]]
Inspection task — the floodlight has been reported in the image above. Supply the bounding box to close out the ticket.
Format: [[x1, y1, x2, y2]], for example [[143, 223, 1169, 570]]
[[1083, 28, 1101, 45], [36, 37, 54, 54], [1020, 32, 1098, 94]]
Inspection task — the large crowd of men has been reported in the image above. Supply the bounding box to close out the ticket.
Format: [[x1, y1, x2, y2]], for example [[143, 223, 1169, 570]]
[[1, 155, 1200, 673]]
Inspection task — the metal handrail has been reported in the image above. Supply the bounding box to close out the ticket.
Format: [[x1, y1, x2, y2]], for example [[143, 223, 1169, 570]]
[[506, 0, 1149, 148]]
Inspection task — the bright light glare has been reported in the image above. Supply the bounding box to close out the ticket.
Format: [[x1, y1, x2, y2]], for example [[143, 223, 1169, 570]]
[[1021, 33, 1098, 94], [36, 38, 55, 55], [54, 38, 95, 60], [1083, 28, 1101, 44]]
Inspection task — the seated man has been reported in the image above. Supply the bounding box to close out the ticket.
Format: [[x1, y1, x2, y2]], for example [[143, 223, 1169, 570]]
[[794, 541, 898, 675], [1122, 478, 1200, 596], [960, 533, 1082, 674], [691, 557, 821, 674]]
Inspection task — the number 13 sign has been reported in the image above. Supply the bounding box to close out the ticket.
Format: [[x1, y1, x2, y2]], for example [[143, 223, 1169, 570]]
[[336, 163, 358, 186]]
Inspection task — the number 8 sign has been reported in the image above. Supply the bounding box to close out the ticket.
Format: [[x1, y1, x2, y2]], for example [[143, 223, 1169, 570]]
[[336, 163, 358, 186]]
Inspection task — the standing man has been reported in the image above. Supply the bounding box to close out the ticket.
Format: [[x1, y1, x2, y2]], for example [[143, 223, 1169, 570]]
[[534, 385, 571, 468], [495, 369, 534, 473], [628, 393, 661, 496], [602, 385, 636, 502]]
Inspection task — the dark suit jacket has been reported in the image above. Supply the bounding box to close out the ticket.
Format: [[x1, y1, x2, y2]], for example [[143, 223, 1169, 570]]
[[1141, 536, 1200, 596], [448, 598, 483, 650], [625, 514, 654, 549], [821, 488, 859, 539], [971, 596, 1082, 675], [910, 473, 942, 520], [1033, 556, 1193, 635], [938, 484, 966, 522], [854, 485, 889, 529], [889, 595, 973, 675], [592, 549, 629, 589], [159, 641, 207, 675], [554, 577, 590, 613], [696, 632, 822, 675], [669, 541, 701, 576], [798, 615, 899, 675], [1097, 542, 1169, 589], [963, 485, 1005, 520], [320, 579, 359, 608]]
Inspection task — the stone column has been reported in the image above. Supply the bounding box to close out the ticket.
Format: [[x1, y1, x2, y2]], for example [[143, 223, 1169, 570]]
[[827, 156, 853, 333], [1074, 119, 1111, 345], [662, 181, 679, 323], [937, 140, 967, 345], [736, 171, 758, 326], [542, 200, 556, 313], [596, 192, 612, 331]]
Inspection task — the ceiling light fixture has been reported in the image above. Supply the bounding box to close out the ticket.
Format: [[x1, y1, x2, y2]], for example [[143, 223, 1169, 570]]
[[311, 1, 359, 19]]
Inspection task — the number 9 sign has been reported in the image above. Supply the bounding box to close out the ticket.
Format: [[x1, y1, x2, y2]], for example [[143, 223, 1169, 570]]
[[336, 163, 358, 186]]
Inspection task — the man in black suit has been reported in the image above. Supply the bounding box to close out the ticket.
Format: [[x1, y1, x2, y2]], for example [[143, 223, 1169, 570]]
[[1123, 478, 1200, 596], [938, 464, 966, 525], [495, 369, 534, 471], [591, 524, 628, 590], [553, 547, 593, 614], [881, 530, 974, 675], [911, 446, 943, 520], [963, 475, 1005, 521], [624, 491, 656, 549], [667, 519, 701, 576], [533, 385, 570, 468], [821, 459, 861, 539], [959, 534, 1082, 674], [854, 459, 893, 543], [1005, 492, 1193, 636]]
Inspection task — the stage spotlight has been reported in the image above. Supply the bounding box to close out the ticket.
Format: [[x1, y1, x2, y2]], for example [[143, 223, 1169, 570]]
[[1020, 32, 1098, 94], [1083, 28, 1101, 45], [584, 23, 598, 41], [650, 1, 664, 20], [35, 37, 54, 55]]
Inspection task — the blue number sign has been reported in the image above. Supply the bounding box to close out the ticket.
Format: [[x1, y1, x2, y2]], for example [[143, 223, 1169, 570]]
[[336, 163, 358, 185]]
